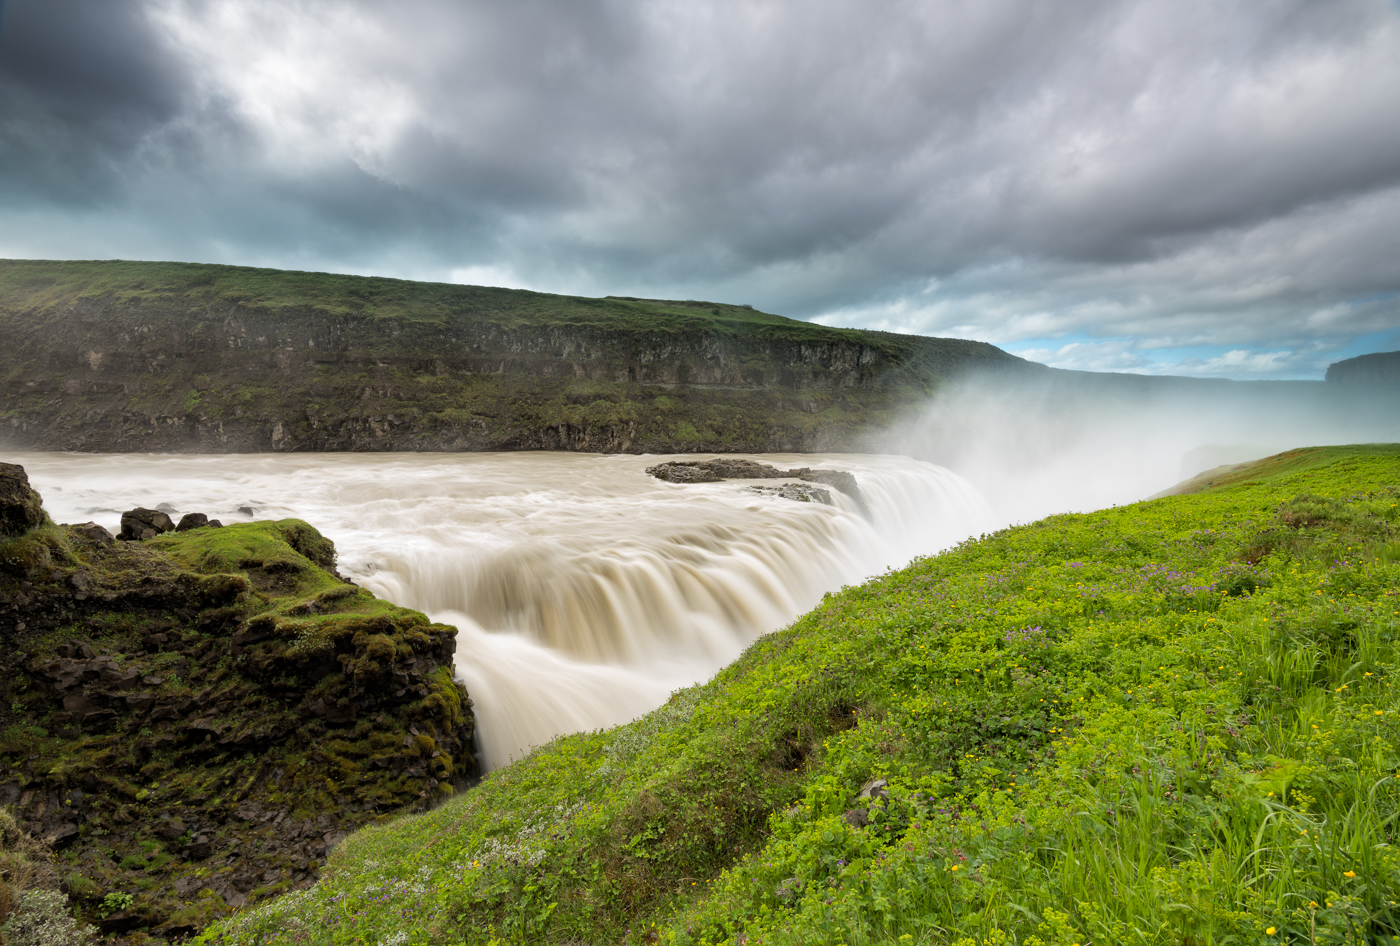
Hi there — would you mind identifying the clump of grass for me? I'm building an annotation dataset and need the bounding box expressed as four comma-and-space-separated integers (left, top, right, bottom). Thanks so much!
198, 447, 1400, 946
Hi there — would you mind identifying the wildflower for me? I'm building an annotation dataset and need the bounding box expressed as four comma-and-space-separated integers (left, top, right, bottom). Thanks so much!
1344, 870, 1357, 879
1266, 927, 1276, 936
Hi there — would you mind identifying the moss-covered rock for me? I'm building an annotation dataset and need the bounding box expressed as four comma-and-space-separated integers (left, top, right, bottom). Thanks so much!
0, 464, 44, 539
0, 467, 477, 942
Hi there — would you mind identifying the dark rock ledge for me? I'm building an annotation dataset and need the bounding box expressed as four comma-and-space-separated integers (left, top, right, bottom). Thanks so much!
0, 462, 478, 942
645, 458, 871, 517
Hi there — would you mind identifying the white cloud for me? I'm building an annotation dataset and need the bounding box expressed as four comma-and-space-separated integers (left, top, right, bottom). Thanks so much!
446, 265, 530, 291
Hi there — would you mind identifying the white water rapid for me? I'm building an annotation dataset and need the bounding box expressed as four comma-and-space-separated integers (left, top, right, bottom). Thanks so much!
14, 452, 992, 767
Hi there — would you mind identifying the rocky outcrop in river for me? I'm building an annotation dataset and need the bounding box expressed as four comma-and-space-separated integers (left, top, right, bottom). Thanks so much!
0, 463, 477, 941
646, 458, 871, 516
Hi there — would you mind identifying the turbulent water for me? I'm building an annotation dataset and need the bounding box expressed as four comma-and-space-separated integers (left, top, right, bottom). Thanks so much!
15, 452, 991, 767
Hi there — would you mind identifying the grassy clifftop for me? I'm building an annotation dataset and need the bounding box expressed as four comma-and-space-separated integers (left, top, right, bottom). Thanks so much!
0, 259, 870, 341
199, 443, 1400, 946
0, 259, 1034, 454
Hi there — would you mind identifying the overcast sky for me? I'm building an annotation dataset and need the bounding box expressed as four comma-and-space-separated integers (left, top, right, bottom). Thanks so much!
2, 0, 1398, 378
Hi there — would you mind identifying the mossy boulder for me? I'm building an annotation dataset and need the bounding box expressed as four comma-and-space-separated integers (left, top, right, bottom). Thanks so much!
0, 466, 478, 942
0, 463, 44, 538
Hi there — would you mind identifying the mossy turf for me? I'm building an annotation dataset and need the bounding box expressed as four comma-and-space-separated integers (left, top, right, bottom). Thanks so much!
1, 512, 475, 939
1161, 445, 1400, 498
197, 444, 1400, 946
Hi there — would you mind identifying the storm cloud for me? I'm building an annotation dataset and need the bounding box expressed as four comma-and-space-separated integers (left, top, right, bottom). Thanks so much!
2, 0, 1398, 377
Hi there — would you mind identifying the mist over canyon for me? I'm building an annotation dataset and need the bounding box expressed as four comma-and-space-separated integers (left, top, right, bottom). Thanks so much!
3, 259, 1395, 476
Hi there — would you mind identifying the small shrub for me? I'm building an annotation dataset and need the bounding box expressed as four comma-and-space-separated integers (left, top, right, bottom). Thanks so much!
1214, 563, 1269, 596
0, 889, 95, 946
0, 807, 58, 904
98, 891, 134, 917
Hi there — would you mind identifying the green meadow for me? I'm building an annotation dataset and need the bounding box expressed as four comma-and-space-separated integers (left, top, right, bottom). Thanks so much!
199, 445, 1400, 946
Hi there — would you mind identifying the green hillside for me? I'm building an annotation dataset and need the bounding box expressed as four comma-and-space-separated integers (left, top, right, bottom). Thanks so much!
0, 259, 866, 342
198, 444, 1400, 946
0, 259, 1032, 455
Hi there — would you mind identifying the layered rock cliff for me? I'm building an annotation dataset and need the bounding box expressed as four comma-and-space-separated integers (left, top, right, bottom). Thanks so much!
0, 259, 1038, 454
1325, 350, 1400, 386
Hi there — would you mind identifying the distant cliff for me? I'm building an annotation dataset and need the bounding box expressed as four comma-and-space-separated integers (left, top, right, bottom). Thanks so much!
0, 259, 1038, 454
1326, 350, 1400, 386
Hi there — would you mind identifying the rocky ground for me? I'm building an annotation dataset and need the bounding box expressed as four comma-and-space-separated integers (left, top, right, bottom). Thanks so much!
0, 462, 478, 942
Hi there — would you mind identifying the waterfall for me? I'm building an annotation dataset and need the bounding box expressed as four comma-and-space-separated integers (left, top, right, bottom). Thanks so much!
17, 451, 992, 766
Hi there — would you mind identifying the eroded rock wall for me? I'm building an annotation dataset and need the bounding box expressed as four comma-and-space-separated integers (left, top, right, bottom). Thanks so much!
0, 262, 1036, 453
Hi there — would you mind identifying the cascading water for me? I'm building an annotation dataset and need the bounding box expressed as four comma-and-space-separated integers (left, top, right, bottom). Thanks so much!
15, 452, 992, 767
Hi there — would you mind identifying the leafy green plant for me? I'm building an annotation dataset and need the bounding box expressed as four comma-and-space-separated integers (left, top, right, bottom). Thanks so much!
98, 891, 134, 917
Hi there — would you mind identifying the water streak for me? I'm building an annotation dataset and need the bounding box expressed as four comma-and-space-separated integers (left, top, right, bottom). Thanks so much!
14, 452, 991, 766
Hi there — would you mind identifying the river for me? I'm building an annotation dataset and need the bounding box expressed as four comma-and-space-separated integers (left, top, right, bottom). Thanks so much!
13, 452, 992, 767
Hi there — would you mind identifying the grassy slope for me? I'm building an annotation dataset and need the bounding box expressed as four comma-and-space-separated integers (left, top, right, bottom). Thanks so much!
1159, 445, 1400, 498
201, 448, 1400, 946
0, 259, 861, 341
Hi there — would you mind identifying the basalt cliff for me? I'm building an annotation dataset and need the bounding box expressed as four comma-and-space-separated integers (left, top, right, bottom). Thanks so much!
0, 259, 1038, 454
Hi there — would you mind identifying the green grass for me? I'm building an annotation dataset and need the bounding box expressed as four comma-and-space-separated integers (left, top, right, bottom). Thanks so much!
195, 445, 1400, 945
1162, 445, 1400, 497
188, 444, 1397, 944
0, 258, 883, 348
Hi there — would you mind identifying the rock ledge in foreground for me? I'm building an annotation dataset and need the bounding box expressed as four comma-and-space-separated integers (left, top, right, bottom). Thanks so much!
0, 464, 478, 942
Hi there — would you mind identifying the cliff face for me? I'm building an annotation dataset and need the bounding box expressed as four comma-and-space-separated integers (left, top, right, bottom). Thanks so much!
1326, 350, 1400, 386
0, 260, 1037, 454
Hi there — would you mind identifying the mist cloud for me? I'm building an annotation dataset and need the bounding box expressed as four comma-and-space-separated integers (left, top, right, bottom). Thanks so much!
873, 370, 1400, 526
1, 0, 1397, 378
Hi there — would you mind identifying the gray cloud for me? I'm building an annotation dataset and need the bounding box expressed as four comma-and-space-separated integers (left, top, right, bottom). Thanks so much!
0, 0, 193, 204
1, 0, 1397, 377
